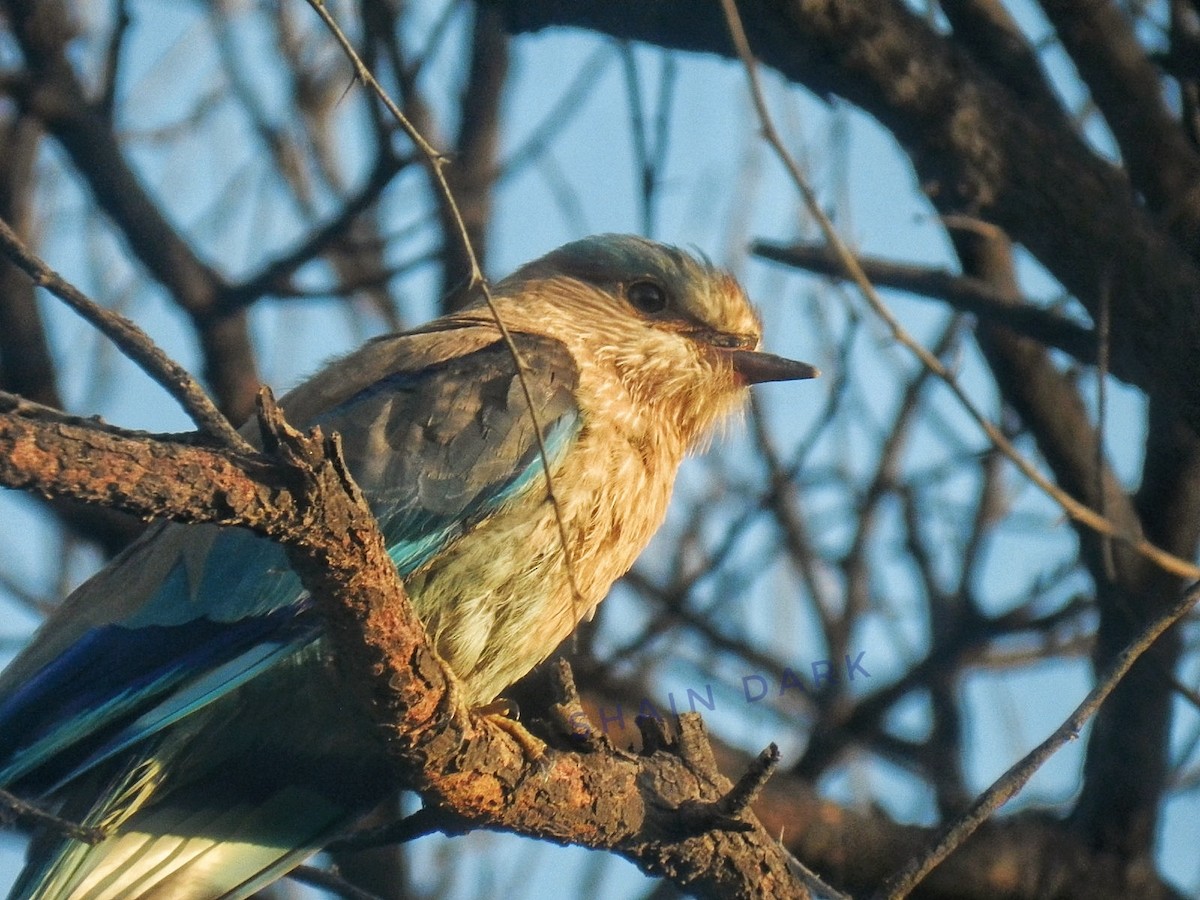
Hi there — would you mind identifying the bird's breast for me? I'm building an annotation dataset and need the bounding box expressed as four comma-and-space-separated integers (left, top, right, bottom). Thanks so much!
403, 400, 681, 707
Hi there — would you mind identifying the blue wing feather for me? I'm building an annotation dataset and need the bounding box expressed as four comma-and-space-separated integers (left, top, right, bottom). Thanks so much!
0, 332, 580, 802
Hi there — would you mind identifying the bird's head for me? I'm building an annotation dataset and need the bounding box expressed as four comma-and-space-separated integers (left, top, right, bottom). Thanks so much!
490, 234, 818, 448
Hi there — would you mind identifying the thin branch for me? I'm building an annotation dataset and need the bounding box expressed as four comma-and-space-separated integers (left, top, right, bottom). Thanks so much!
0, 787, 103, 844
620, 43, 656, 236
752, 240, 1098, 370
217, 151, 412, 312
0, 216, 251, 452
287, 866, 384, 900
326, 807, 470, 852
678, 743, 780, 831
2, 0, 261, 420
498, 44, 612, 183
875, 579, 1200, 898
437, 3, 508, 301
1096, 270, 1114, 580
266, 247, 440, 300
719, 0, 1200, 582
98, 0, 131, 118
0, 400, 812, 897
303, 0, 588, 627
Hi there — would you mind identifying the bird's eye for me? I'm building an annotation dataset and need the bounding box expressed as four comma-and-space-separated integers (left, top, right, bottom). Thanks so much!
627, 280, 669, 315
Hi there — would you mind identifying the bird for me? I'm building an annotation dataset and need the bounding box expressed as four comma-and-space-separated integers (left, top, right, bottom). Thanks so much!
0, 234, 818, 899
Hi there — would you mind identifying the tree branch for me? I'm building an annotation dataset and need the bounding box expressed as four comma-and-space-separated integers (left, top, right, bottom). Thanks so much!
1037, 0, 1200, 253
0, 397, 812, 899
2, 0, 261, 421
487, 0, 1200, 433
753, 239, 1100, 373
0, 216, 249, 452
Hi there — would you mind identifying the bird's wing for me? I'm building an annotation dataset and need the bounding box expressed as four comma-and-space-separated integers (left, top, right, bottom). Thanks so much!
0, 328, 581, 791
319, 329, 582, 575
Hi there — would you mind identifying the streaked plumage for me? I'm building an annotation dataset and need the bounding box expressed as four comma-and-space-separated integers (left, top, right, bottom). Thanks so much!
0, 234, 817, 899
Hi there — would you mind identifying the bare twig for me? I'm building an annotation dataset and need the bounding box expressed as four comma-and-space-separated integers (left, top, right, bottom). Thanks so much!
303, 0, 586, 621
0, 216, 251, 452
718, 0, 1200, 582
1096, 270, 1114, 580
874, 579, 1200, 898
677, 743, 780, 832
326, 806, 470, 852
752, 240, 1097, 368
0, 788, 104, 844
287, 865, 385, 900
218, 151, 413, 312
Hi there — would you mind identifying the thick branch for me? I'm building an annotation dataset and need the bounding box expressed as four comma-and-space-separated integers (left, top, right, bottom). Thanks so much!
937, 0, 1073, 131
956, 230, 1198, 868
2, 0, 260, 420
0, 113, 138, 553
488, 0, 1200, 432
0, 399, 810, 899
753, 240, 1099, 372
1037, 0, 1200, 252
439, 4, 509, 308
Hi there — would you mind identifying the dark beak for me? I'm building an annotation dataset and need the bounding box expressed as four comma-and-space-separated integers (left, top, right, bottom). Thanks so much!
728, 349, 820, 384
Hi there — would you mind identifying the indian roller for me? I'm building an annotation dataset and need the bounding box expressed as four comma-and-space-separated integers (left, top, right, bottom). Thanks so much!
0, 234, 818, 899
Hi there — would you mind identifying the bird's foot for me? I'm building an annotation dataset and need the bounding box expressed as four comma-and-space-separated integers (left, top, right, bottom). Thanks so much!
476, 700, 550, 773
475, 698, 519, 719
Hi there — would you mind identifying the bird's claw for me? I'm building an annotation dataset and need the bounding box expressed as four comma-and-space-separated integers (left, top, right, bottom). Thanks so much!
477, 704, 551, 774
